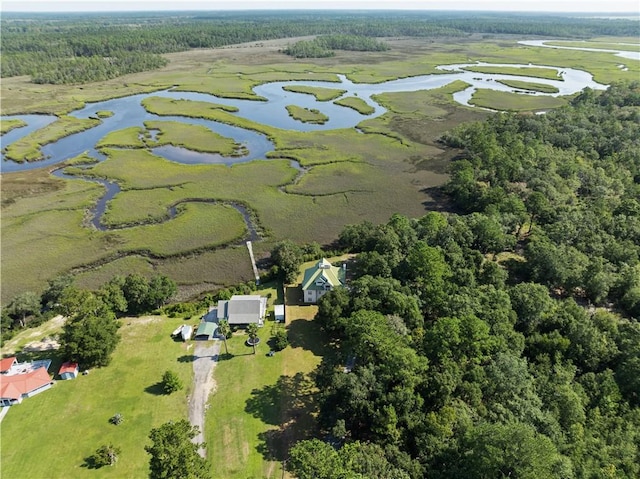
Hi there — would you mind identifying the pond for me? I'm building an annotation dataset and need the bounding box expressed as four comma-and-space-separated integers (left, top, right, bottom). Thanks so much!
1, 59, 607, 173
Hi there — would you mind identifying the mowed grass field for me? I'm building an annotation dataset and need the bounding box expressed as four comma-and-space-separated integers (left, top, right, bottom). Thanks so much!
0, 315, 194, 479
2, 35, 635, 302
1, 275, 329, 479
206, 275, 329, 479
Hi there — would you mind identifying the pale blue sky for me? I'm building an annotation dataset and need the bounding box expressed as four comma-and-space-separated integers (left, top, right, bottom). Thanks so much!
2, 0, 639, 13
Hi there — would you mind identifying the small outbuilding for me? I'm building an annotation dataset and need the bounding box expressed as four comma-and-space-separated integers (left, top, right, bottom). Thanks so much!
274, 305, 285, 323
58, 362, 79, 380
181, 325, 193, 342
194, 322, 217, 340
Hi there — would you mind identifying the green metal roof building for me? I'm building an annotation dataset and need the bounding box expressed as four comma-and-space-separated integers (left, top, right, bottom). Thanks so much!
301, 258, 346, 303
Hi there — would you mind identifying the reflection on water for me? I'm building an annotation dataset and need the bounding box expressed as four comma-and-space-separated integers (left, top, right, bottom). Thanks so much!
1, 57, 609, 173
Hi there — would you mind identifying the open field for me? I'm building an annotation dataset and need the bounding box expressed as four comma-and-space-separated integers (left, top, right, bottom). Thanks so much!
2, 34, 633, 302
0, 315, 194, 479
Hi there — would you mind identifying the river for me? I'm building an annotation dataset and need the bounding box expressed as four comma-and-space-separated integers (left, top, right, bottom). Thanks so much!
1, 59, 609, 173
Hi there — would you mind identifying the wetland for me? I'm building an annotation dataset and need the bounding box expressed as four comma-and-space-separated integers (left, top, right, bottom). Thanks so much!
1, 34, 637, 301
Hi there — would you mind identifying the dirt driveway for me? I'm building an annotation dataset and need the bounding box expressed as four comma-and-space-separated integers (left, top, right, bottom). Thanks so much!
188, 340, 221, 457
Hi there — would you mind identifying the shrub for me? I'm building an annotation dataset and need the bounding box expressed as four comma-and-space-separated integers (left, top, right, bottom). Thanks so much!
109, 413, 124, 425
273, 329, 289, 351
162, 370, 183, 394
90, 444, 121, 467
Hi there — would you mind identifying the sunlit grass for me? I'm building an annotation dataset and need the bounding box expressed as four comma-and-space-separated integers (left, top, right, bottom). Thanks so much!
282, 85, 346, 101
285, 105, 329, 124
333, 96, 375, 115
145, 120, 244, 156
1, 118, 27, 134
469, 88, 568, 111
0, 315, 194, 479
495, 79, 559, 93
462, 65, 561, 80
3, 116, 101, 162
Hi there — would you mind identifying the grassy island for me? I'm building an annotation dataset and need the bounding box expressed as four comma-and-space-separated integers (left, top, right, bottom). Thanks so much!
285, 105, 329, 124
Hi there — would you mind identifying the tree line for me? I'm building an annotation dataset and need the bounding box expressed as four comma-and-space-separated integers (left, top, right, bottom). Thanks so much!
2, 273, 176, 365
283, 34, 389, 58
285, 82, 640, 478
2, 11, 637, 84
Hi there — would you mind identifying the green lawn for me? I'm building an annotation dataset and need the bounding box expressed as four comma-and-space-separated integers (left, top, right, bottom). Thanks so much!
0, 315, 195, 479
1, 279, 330, 479
206, 289, 327, 479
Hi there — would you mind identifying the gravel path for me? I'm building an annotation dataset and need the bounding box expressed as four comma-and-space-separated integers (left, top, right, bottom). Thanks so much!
188, 341, 221, 457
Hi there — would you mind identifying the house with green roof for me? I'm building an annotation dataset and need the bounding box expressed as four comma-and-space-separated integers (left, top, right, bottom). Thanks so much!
301, 258, 346, 303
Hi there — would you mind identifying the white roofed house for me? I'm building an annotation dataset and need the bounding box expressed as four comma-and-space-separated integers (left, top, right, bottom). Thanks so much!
217, 295, 267, 326
301, 258, 346, 304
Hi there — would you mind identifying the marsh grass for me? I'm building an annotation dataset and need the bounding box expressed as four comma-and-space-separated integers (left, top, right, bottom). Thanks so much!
469, 88, 568, 111
333, 96, 375, 115
115, 202, 247, 256
1, 118, 27, 134
144, 120, 242, 155
74, 255, 156, 291
95, 110, 114, 118
495, 79, 560, 93
462, 65, 561, 80
97, 126, 146, 148
545, 40, 640, 52
3, 36, 628, 303
3, 116, 101, 162
282, 85, 346, 101
142, 96, 239, 116
285, 105, 329, 124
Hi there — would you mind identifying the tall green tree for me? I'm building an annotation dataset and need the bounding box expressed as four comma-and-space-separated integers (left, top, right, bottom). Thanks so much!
218, 319, 231, 355
145, 420, 208, 479
7, 291, 40, 328
41, 274, 74, 309
271, 240, 303, 284
59, 291, 120, 367
247, 323, 259, 355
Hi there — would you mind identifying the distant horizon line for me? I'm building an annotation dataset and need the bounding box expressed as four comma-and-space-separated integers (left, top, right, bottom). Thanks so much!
2, 8, 639, 14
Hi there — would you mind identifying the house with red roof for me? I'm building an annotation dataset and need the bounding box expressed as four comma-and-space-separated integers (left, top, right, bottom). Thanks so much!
58, 362, 79, 380
0, 357, 18, 374
0, 367, 53, 406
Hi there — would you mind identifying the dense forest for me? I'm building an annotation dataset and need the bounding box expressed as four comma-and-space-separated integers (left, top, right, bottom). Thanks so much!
1, 11, 638, 84
283, 34, 389, 58
286, 82, 640, 478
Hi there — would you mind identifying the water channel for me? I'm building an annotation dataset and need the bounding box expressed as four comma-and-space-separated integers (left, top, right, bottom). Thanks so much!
2, 43, 630, 231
